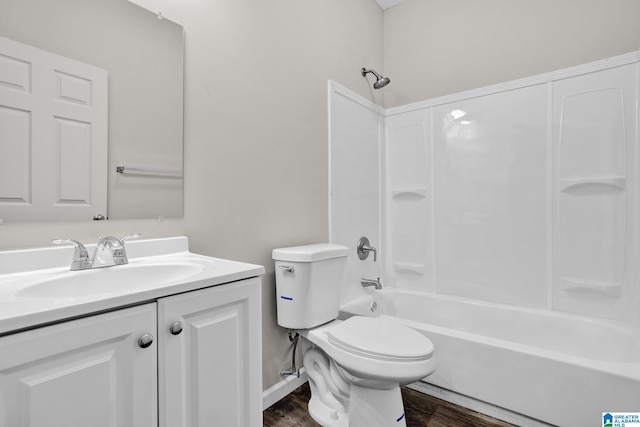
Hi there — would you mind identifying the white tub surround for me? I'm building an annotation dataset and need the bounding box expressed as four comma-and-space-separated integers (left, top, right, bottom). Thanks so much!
329, 50, 640, 427
340, 289, 640, 427
0, 236, 264, 427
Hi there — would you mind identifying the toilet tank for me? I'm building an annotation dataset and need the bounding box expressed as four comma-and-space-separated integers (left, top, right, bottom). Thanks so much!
272, 244, 348, 329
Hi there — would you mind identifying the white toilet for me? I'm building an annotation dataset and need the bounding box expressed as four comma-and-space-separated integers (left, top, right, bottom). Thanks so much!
273, 244, 435, 427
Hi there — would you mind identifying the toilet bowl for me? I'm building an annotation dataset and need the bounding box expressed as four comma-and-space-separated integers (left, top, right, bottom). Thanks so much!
273, 244, 436, 427
300, 317, 435, 426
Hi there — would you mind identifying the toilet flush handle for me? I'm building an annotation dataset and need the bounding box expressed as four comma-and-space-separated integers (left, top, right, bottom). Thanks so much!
279, 265, 294, 273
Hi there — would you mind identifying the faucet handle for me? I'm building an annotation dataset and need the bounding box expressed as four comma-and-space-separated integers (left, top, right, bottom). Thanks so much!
357, 236, 377, 262
114, 234, 140, 264
92, 234, 140, 268
95, 233, 140, 247
51, 239, 91, 270
111, 233, 140, 263
52, 238, 89, 259
121, 233, 141, 242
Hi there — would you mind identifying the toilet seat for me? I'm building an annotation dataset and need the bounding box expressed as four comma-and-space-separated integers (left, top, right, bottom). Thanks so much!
326, 316, 433, 362
303, 317, 436, 388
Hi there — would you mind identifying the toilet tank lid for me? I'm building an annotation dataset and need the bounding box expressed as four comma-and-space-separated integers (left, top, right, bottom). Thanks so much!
272, 244, 348, 262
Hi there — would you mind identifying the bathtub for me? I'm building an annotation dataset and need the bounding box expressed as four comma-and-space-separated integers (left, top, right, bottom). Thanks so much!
339, 288, 640, 427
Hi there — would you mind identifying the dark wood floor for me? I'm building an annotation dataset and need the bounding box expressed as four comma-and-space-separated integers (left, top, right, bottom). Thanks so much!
263, 382, 515, 427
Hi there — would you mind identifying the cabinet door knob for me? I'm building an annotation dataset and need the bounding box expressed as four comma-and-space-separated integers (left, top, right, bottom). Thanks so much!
138, 333, 154, 348
169, 321, 184, 335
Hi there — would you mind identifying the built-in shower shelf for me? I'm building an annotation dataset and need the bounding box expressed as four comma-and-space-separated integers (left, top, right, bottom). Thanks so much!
562, 277, 622, 298
393, 262, 426, 275
391, 188, 428, 199
558, 176, 626, 193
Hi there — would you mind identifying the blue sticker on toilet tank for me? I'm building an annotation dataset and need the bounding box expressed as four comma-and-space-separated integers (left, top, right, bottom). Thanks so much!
397, 413, 405, 422
280, 295, 293, 301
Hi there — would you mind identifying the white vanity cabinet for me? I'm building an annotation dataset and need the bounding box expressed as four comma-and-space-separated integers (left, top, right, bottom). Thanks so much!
0, 237, 264, 427
0, 304, 158, 427
0, 278, 262, 427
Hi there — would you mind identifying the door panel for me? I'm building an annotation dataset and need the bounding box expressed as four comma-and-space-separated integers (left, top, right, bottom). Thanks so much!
0, 35, 107, 222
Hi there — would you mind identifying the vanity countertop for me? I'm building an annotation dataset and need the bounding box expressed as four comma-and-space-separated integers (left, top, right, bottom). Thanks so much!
0, 236, 264, 335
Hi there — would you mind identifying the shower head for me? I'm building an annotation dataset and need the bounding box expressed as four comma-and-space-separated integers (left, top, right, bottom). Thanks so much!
361, 67, 391, 89
373, 75, 391, 89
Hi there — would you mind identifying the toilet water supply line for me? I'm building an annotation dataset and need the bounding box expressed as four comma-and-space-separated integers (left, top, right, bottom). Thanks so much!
281, 330, 300, 377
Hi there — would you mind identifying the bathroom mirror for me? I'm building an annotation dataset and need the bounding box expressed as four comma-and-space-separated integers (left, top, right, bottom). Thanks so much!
0, 0, 184, 221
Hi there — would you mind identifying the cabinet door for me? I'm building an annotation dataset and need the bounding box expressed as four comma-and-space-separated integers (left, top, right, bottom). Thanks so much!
0, 304, 157, 427
158, 277, 262, 427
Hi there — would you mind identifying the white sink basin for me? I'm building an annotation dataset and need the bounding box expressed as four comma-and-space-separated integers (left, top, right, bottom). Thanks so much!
15, 262, 205, 300
0, 237, 265, 335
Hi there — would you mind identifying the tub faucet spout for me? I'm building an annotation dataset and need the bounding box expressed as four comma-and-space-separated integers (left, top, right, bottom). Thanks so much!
361, 277, 382, 290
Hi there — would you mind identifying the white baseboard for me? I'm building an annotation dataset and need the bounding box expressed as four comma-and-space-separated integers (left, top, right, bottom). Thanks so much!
262, 368, 309, 410
407, 381, 554, 427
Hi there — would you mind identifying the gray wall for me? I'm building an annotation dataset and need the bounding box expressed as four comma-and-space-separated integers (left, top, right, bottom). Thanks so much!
384, 0, 640, 107
130, 0, 385, 391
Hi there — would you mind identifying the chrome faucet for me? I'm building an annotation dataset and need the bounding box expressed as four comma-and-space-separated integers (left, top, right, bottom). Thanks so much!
52, 233, 140, 270
361, 277, 382, 290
